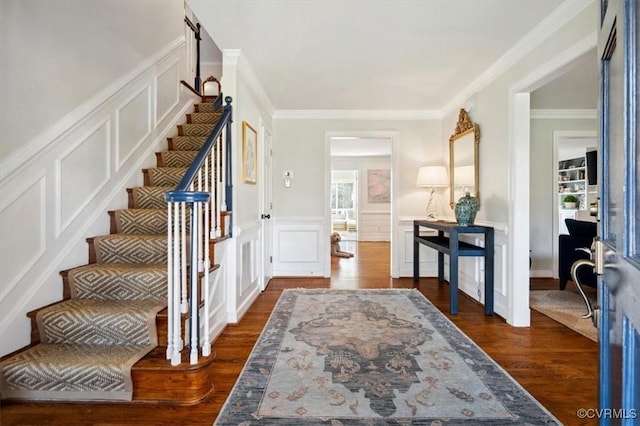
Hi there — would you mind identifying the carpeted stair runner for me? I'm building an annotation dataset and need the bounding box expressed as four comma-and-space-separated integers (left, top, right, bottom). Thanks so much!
0, 102, 221, 402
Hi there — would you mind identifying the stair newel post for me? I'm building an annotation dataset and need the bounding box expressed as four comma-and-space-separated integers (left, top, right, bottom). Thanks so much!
224, 97, 233, 237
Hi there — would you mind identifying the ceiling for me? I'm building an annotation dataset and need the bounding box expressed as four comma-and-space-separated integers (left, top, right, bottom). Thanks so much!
187, 0, 595, 113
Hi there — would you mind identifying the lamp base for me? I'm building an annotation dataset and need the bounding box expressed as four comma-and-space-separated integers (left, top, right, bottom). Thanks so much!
425, 212, 439, 221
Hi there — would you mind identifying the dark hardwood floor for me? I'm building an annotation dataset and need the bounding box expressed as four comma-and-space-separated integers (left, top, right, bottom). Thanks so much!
1, 241, 598, 425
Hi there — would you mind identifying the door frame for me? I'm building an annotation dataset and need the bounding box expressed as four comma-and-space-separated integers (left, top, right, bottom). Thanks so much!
508, 33, 597, 326
258, 119, 273, 291
324, 131, 399, 277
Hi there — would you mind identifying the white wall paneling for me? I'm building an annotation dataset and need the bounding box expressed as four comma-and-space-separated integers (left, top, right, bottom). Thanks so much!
230, 223, 261, 323
0, 174, 46, 301
397, 220, 438, 278
116, 86, 152, 170
57, 119, 111, 236
359, 211, 391, 241
0, 39, 197, 356
207, 238, 230, 342
156, 60, 180, 125
272, 217, 325, 277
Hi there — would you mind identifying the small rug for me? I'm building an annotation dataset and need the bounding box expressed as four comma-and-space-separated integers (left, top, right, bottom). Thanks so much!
530, 289, 598, 342
215, 289, 559, 425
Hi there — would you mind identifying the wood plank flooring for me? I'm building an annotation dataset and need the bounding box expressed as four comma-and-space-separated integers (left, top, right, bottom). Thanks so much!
0, 241, 598, 425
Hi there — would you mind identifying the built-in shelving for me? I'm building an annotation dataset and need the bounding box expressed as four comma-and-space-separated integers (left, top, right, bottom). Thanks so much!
558, 157, 587, 210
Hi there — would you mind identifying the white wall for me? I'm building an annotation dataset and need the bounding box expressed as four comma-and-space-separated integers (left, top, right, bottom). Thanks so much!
1, 0, 184, 162
271, 118, 444, 276
529, 117, 597, 277
216, 49, 274, 320
0, 1, 191, 356
439, 2, 598, 325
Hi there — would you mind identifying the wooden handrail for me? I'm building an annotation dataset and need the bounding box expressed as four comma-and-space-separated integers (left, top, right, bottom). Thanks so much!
180, 80, 203, 99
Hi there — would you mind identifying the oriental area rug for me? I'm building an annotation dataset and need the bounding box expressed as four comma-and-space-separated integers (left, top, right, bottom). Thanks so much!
214, 289, 559, 425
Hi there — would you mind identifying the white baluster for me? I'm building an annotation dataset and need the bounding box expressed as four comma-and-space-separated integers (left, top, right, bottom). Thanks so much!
166, 203, 174, 361
171, 202, 182, 366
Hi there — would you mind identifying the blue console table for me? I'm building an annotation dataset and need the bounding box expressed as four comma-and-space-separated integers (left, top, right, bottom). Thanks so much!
413, 220, 494, 315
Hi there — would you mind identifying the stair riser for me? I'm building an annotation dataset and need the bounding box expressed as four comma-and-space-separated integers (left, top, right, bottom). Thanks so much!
37, 301, 163, 346
168, 136, 207, 151
128, 187, 173, 209
178, 124, 215, 137
186, 112, 222, 124
109, 210, 173, 235
156, 151, 199, 167
88, 236, 168, 265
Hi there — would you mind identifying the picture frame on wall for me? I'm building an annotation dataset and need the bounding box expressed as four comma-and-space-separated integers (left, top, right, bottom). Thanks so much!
242, 121, 257, 184
367, 169, 391, 203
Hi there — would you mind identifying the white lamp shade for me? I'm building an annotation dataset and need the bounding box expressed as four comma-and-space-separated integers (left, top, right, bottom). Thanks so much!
416, 166, 448, 187
454, 165, 474, 187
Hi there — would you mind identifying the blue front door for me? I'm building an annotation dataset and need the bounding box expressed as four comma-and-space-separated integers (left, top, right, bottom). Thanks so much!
597, 0, 640, 424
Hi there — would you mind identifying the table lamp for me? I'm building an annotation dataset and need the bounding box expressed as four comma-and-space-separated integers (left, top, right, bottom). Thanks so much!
416, 166, 448, 220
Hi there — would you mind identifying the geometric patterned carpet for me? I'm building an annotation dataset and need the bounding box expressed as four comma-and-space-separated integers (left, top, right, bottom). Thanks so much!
0, 102, 220, 402
215, 289, 560, 424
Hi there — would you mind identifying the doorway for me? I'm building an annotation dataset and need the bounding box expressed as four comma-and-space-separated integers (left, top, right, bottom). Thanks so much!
325, 132, 397, 277
330, 170, 358, 241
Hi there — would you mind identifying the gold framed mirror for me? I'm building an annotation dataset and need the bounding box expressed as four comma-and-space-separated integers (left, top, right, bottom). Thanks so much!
449, 109, 480, 208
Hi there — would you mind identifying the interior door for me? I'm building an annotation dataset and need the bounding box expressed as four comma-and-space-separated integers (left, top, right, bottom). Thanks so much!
597, 0, 640, 423
259, 127, 273, 291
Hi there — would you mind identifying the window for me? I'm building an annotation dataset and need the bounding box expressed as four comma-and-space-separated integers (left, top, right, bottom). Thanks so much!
331, 182, 354, 211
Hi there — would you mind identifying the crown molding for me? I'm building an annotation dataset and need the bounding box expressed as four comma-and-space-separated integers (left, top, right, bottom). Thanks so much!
441, 0, 595, 116
530, 109, 597, 119
273, 109, 441, 120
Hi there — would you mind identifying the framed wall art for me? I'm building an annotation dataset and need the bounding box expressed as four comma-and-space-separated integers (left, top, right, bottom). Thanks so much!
367, 169, 391, 203
242, 121, 257, 184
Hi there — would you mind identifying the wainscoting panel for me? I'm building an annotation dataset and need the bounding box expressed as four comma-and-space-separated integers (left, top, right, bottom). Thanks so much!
156, 60, 180, 125
231, 223, 261, 323
273, 217, 325, 276
397, 224, 438, 277
207, 238, 230, 342
57, 119, 111, 235
0, 174, 46, 301
116, 86, 152, 170
359, 210, 390, 241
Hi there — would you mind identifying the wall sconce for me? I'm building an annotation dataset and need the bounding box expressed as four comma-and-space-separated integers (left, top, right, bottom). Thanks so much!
416, 166, 448, 220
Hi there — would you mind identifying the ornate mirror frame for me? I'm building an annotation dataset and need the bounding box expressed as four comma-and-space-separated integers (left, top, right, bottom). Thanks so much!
449, 109, 480, 208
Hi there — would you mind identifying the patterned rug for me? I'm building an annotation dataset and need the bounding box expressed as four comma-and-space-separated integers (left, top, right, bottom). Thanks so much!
530, 289, 597, 342
215, 289, 559, 425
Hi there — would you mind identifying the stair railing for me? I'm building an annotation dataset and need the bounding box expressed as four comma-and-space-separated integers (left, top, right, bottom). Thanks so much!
184, 16, 202, 93
164, 96, 233, 366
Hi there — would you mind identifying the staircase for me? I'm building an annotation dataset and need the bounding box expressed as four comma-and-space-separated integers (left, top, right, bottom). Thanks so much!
0, 99, 229, 404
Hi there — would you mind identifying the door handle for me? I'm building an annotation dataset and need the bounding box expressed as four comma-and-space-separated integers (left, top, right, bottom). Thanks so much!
570, 237, 608, 329
570, 258, 597, 322
261, 214, 271, 219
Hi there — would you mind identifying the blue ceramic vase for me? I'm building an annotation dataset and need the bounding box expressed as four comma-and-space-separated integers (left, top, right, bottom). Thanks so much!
455, 192, 478, 226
